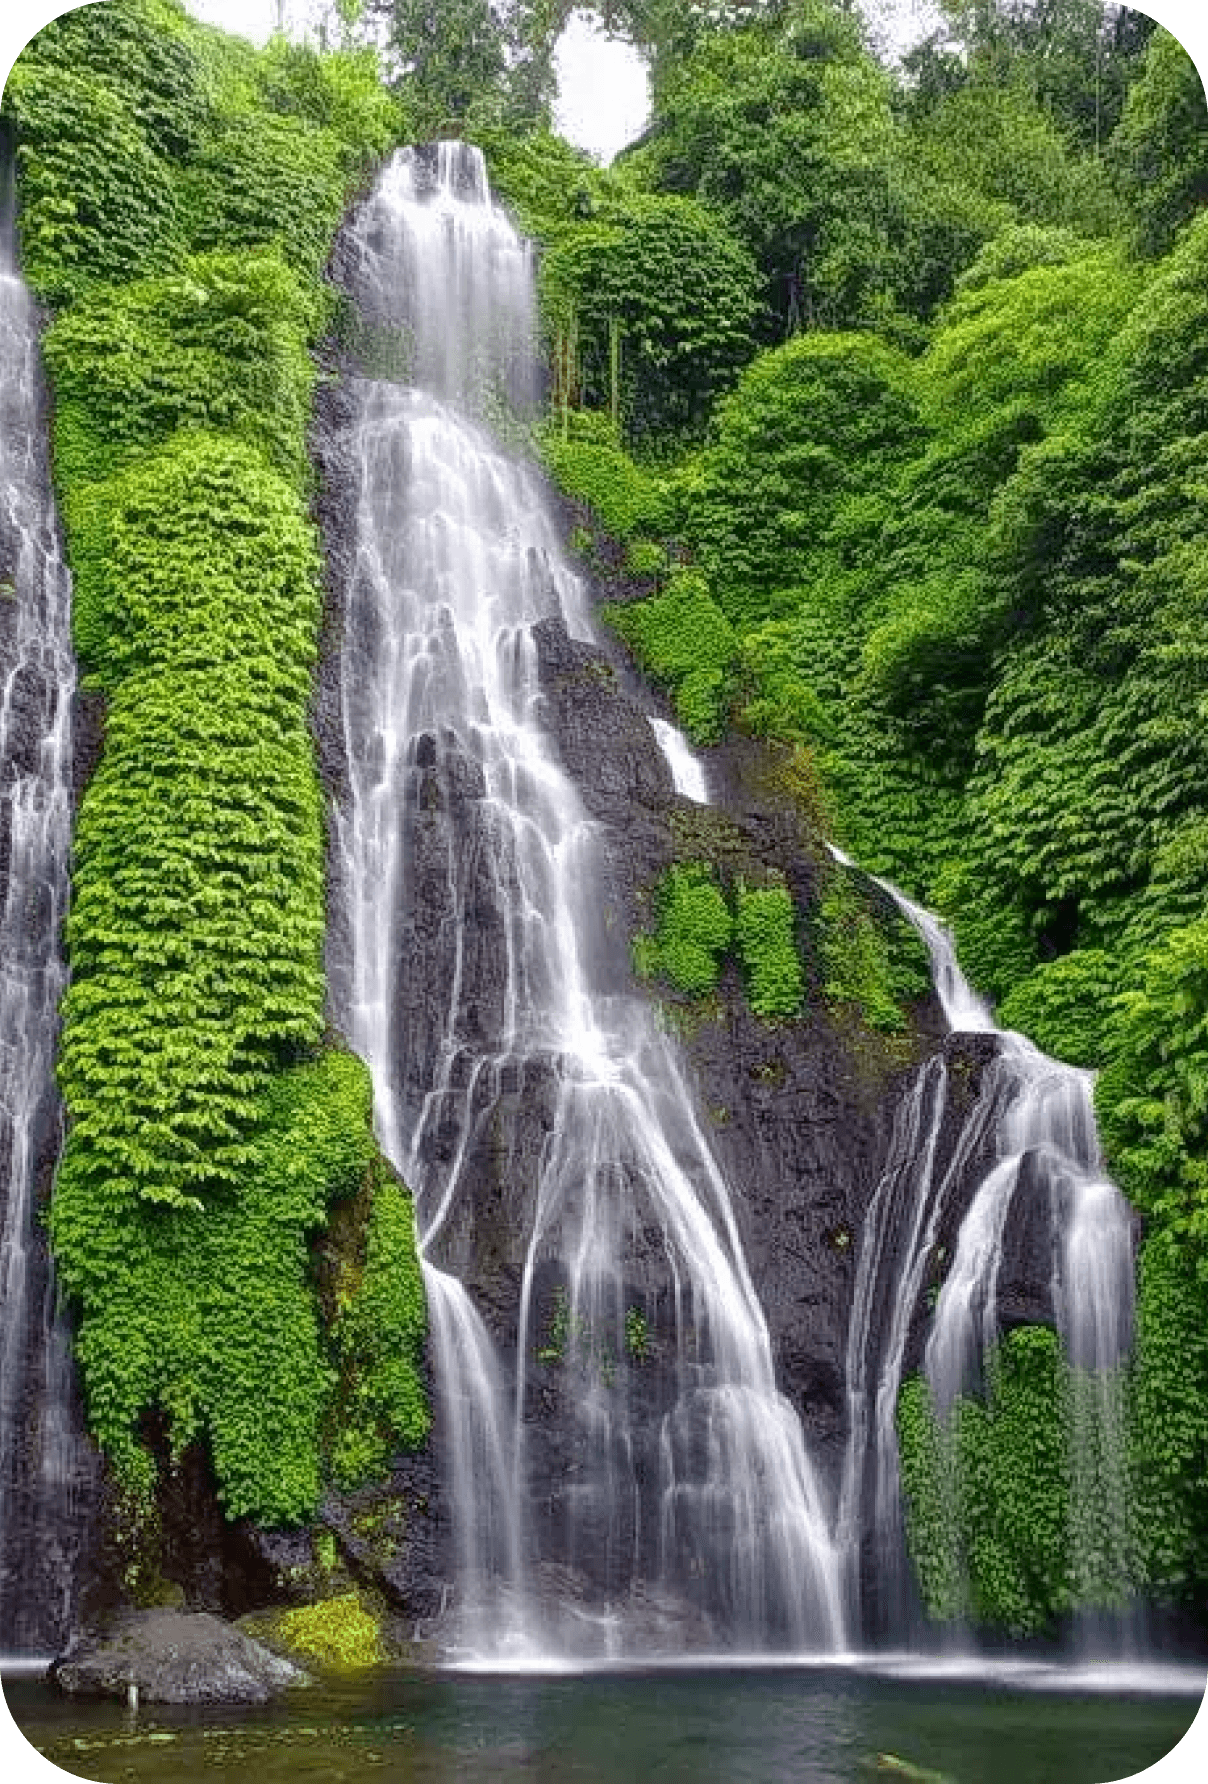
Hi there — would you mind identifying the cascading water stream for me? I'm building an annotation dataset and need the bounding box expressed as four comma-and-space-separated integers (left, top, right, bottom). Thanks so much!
330, 144, 843, 1661
833, 844, 1136, 1642
0, 142, 84, 1657
648, 718, 709, 804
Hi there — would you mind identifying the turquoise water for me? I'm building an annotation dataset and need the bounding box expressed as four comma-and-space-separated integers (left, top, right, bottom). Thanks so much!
5, 1660, 1204, 1784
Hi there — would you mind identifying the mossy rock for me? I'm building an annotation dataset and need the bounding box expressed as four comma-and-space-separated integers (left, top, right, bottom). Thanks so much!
241, 1590, 385, 1673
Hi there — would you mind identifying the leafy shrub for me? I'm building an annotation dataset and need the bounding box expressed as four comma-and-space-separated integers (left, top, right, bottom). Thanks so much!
633, 864, 732, 997
1127, 1234, 1208, 1601
897, 1376, 966, 1622
540, 418, 672, 541
677, 332, 924, 629
482, 128, 609, 246
183, 110, 354, 279
4, 65, 183, 306
45, 253, 320, 490
1097, 919, 1208, 1246
1111, 28, 1208, 256
817, 872, 907, 1033
997, 950, 1120, 1069
733, 881, 803, 1020
605, 570, 737, 744
256, 37, 399, 154
8, 0, 211, 161
270, 1591, 385, 1670
624, 538, 669, 580
58, 436, 326, 1215
906, 75, 1120, 241
540, 191, 761, 443
953, 224, 1090, 293
52, 1053, 379, 1521
898, 1327, 1074, 1637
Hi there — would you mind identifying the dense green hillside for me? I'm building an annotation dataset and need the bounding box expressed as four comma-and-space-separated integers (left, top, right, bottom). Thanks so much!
6, 0, 1208, 1634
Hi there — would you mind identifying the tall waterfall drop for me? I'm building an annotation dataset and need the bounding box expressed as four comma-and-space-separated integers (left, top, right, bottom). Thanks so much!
329, 144, 844, 1659
0, 145, 85, 1656
834, 848, 1136, 1642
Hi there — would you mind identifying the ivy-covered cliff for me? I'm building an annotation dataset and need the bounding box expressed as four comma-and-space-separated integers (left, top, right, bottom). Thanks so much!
3, 0, 428, 1587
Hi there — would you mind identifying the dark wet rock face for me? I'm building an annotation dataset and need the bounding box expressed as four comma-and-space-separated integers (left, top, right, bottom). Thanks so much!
53, 1610, 309, 1704
318, 1449, 450, 1630
532, 613, 926, 1492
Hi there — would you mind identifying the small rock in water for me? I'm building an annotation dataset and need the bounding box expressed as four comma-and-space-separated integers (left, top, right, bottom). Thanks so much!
53, 1608, 312, 1705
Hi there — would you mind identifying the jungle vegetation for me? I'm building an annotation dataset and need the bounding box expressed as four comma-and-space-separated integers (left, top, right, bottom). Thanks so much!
5, 0, 1208, 1634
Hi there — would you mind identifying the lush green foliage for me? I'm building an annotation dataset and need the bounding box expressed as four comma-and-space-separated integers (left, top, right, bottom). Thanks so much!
52, 1053, 379, 1520
540, 191, 761, 443
10, 0, 426, 1522
540, 413, 672, 541
634, 860, 810, 1023
903, 73, 1119, 242
896, 1375, 966, 1622
625, 3, 921, 332
899, 1328, 1074, 1636
2, 2, 397, 308
1097, 921, 1208, 1250
915, 2, 1157, 158
996, 950, 1119, 1068
605, 571, 737, 744
1126, 1234, 1208, 1600
816, 870, 926, 1034
43, 253, 321, 489
266, 1590, 386, 1670
633, 863, 733, 996
676, 331, 924, 629
733, 881, 804, 1020
1111, 27, 1208, 255
57, 438, 326, 1216
3, 58, 185, 307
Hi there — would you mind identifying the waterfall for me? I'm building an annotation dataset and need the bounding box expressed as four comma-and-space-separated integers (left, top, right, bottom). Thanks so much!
329, 144, 844, 1660
0, 144, 85, 1657
648, 718, 709, 804
833, 846, 1135, 1641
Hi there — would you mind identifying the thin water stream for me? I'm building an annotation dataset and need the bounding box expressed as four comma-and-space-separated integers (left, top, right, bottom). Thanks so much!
648, 718, 709, 804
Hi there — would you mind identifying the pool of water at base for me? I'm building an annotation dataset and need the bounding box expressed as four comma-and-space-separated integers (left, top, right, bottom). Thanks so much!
5, 1661, 1205, 1784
